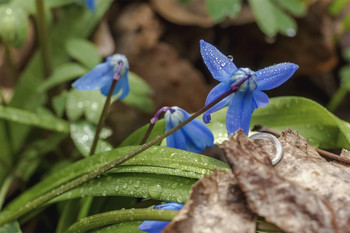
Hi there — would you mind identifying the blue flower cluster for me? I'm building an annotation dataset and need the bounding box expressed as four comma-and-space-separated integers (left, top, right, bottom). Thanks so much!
72, 40, 299, 233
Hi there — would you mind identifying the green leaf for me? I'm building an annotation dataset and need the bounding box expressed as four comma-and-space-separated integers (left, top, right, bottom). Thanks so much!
206, 0, 241, 22
342, 13, 350, 32
70, 122, 112, 157
65, 38, 101, 69
1, 146, 228, 216
38, 63, 87, 92
248, 0, 278, 37
252, 97, 350, 149
272, 4, 297, 37
0, 121, 12, 184
340, 66, 350, 90
10, 0, 77, 15
95, 222, 142, 233
342, 48, 350, 62
15, 133, 67, 182
66, 209, 177, 233
123, 72, 154, 113
0, 221, 21, 233
0, 6, 28, 47
274, 0, 306, 17
328, 0, 349, 15
52, 173, 195, 203
207, 97, 350, 149
65, 89, 106, 124
0, 105, 69, 133
52, 91, 68, 117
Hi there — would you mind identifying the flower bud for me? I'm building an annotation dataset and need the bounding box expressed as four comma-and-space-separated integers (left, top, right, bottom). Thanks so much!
0, 6, 28, 47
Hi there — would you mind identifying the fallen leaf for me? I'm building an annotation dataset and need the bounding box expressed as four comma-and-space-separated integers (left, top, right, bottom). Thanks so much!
163, 169, 256, 233
221, 130, 339, 233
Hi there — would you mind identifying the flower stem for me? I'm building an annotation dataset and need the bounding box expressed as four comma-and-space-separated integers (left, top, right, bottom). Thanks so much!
0, 86, 238, 226
89, 81, 117, 155
35, 0, 52, 77
140, 106, 174, 144
89, 61, 124, 155
140, 123, 155, 145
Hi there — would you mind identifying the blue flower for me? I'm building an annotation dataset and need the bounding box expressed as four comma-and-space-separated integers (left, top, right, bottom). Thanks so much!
72, 54, 130, 99
139, 202, 184, 233
85, 0, 95, 11
200, 40, 299, 135
164, 106, 214, 153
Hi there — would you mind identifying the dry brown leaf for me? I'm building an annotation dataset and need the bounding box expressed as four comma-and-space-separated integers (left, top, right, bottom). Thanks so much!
221, 130, 339, 233
150, 0, 214, 27
163, 169, 256, 233
272, 130, 350, 231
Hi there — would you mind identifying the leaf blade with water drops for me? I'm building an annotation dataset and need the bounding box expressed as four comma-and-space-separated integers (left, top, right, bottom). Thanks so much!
0, 146, 228, 220
0, 105, 69, 133
51, 173, 195, 204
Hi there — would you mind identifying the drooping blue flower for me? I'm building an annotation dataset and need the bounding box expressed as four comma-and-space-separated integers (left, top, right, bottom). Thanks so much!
200, 40, 299, 135
85, 0, 95, 11
72, 54, 130, 99
164, 106, 214, 153
139, 202, 184, 233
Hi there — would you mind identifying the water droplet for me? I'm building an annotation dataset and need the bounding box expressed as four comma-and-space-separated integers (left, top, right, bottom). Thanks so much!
134, 180, 141, 188
148, 184, 162, 199
122, 183, 128, 189
220, 62, 226, 67
115, 185, 119, 192
102, 191, 106, 196
285, 28, 296, 37
227, 55, 233, 61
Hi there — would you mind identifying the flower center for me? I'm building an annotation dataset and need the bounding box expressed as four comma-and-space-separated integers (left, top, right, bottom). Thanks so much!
230, 68, 257, 92
164, 107, 184, 125
108, 54, 129, 73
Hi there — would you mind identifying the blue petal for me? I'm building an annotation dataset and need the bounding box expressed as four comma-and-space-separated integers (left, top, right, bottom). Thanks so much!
166, 118, 187, 151
226, 91, 255, 135
202, 81, 234, 123
182, 118, 214, 153
117, 71, 130, 100
85, 0, 95, 11
256, 62, 298, 91
155, 202, 184, 210
138, 221, 169, 233
252, 90, 269, 108
72, 62, 112, 91
200, 40, 237, 82
100, 71, 129, 97
139, 203, 183, 233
